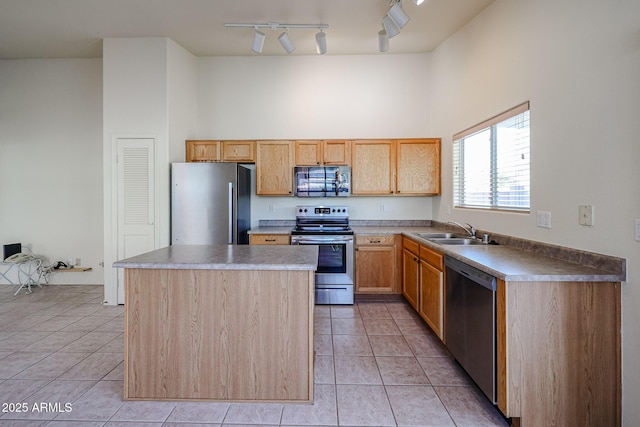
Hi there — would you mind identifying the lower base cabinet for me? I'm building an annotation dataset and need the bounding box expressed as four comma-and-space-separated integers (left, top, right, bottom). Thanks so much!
355, 235, 400, 293
418, 245, 444, 340
402, 237, 444, 339
402, 238, 420, 309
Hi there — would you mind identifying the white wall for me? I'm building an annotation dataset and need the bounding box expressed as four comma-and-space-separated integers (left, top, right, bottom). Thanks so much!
196, 54, 435, 224
102, 38, 197, 304
0, 59, 103, 285
429, 0, 640, 423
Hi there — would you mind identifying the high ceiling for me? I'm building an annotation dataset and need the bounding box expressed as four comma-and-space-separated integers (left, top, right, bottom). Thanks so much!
0, 0, 494, 59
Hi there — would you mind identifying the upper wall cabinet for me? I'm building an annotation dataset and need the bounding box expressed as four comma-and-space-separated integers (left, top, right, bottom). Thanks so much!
351, 140, 396, 195
186, 140, 219, 162
256, 140, 294, 195
294, 140, 350, 166
396, 139, 441, 195
351, 139, 441, 196
222, 140, 255, 162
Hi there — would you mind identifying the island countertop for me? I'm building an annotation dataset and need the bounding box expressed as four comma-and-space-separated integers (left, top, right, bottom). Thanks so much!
113, 244, 318, 271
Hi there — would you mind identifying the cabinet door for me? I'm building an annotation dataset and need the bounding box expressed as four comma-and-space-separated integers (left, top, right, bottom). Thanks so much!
418, 260, 443, 339
402, 247, 419, 309
294, 140, 322, 165
351, 140, 396, 195
396, 139, 441, 195
323, 140, 350, 165
355, 245, 395, 293
186, 140, 219, 162
256, 141, 294, 195
222, 140, 255, 162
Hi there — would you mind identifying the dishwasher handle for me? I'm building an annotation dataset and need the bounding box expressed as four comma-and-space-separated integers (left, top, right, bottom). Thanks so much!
444, 255, 496, 291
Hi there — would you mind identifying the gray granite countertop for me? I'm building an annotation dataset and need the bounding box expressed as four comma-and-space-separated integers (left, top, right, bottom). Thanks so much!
405, 232, 624, 282
247, 223, 625, 282
113, 245, 318, 271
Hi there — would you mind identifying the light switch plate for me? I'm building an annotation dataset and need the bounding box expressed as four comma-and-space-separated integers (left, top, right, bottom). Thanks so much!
635, 219, 640, 241
579, 205, 594, 226
536, 211, 552, 229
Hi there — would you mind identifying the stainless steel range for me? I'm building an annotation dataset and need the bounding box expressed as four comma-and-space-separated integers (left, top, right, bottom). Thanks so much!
291, 206, 354, 305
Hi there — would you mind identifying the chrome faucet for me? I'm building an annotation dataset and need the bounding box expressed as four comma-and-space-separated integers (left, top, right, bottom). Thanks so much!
448, 221, 476, 238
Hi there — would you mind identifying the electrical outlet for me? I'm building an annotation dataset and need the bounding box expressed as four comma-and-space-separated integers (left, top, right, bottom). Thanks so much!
579, 205, 594, 226
536, 211, 552, 229
75, 257, 81, 267
380, 204, 385, 212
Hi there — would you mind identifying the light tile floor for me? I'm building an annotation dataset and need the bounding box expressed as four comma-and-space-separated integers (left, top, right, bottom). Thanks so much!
0, 284, 510, 426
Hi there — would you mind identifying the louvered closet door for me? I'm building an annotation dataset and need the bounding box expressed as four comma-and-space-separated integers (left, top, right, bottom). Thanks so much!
116, 138, 155, 304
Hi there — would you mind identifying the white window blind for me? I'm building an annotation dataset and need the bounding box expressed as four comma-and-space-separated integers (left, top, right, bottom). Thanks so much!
453, 102, 530, 211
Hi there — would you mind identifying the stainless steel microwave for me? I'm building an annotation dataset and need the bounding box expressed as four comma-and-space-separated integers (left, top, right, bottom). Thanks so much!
294, 166, 350, 197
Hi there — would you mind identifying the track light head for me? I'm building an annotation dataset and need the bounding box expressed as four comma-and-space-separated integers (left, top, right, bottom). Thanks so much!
378, 29, 389, 52
251, 30, 265, 54
388, 1, 410, 29
315, 30, 327, 54
382, 15, 400, 38
278, 31, 295, 54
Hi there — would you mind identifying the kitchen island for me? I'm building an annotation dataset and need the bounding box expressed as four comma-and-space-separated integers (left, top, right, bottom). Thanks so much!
113, 244, 318, 403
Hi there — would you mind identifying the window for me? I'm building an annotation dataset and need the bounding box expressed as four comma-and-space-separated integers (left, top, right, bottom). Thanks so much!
453, 102, 530, 212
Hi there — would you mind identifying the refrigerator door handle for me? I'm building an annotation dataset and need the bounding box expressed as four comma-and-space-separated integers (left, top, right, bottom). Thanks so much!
228, 182, 234, 244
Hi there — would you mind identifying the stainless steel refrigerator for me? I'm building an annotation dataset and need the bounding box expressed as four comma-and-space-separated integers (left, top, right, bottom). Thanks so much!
171, 162, 251, 245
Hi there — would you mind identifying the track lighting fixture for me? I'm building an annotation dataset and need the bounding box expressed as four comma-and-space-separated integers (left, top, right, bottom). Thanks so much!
225, 22, 328, 54
315, 30, 327, 55
251, 30, 265, 54
378, 29, 389, 52
376, 0, 424, 51
278, 31, 295, 54
382, 15, 400, 38
387, 0, 410, 29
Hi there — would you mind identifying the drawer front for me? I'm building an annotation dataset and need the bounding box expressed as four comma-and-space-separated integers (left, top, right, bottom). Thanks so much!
420, 245, 444, 270
402, 237, 420, 255
356, 235, 395, 246
249, 234, 290, 245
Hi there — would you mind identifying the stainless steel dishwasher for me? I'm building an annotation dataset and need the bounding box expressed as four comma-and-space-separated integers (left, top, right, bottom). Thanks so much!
444, 255, 497, 404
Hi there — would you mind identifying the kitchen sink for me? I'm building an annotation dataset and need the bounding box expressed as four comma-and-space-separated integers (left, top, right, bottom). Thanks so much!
416, 232, 463, 239
429, 238, 483, 245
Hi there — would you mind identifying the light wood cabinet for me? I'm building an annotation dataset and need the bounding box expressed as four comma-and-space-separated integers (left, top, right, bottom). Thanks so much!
351, 139, 441, 196
294, 140, 350, 166
396, 139, 441, 195
186, 140, 219, 162
355, 234, 398, 293
222, 140, 255, 162
402, 237, 420, 309
497, 279, 621, 426
255, 140, 294, 195
249, 234, 290, 245
351, 140, 396, 195
418, 244, 444, 339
